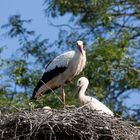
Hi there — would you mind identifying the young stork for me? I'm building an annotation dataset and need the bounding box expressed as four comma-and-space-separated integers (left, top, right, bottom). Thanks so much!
76, 77, 114, 116
31, 40, 86, 106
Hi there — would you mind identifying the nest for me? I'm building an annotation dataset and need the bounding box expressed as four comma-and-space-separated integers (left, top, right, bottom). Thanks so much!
0, 106, 140, 140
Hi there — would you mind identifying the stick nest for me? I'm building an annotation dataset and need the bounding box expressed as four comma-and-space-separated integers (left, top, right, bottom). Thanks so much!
0, 107, 140, 140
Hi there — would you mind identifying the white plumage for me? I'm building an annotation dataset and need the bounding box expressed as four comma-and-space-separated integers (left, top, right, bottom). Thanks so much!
32, 40, 86, 106
46, 51, 75, 72
77, 77, 114, 116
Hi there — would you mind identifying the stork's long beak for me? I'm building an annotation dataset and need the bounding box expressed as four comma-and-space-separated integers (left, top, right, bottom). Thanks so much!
78, 45, 84, 56
73, 85, 80, 97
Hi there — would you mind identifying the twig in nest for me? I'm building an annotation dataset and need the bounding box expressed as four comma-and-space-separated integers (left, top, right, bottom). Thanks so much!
40, 80, 64, 105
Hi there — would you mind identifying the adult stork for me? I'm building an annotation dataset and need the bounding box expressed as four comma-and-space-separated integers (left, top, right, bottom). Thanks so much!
76, 77, 114, 116
31, 40, 86, 106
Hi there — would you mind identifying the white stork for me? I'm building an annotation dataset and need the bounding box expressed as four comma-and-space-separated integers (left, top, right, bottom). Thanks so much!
76, 77, 114, 116
31, 40, 86, 106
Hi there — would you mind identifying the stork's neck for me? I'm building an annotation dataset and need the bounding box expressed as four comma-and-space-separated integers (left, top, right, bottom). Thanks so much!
79, 84, 88, 98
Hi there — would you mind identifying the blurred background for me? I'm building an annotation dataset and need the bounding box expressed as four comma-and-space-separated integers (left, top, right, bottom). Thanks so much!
0, 0, 140, 124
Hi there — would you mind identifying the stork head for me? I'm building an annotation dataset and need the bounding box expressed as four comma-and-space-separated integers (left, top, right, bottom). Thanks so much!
77, 77, 89, 91
76, 40, 84, 55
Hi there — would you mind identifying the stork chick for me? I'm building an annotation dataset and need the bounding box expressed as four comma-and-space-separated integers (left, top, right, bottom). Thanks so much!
76, 77, 114, 116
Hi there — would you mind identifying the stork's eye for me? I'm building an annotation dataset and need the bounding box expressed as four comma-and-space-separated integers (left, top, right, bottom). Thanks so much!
78, 80, 81, 84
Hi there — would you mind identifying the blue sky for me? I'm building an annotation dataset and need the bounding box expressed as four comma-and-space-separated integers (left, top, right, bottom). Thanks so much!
0, 0, 139, 108
0, 0, 70, 57
0, 0, 57, 38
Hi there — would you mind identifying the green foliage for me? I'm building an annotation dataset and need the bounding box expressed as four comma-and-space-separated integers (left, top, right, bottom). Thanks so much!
0, 0, 140, 124
83, 37, 140, 113
1, 15, 34, 38
0, 87, 30, 112
43, 0, 140, 123
45, 0, 113, 26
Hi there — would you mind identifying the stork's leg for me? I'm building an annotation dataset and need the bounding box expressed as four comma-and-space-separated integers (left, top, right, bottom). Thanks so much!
61, 85, 66, 107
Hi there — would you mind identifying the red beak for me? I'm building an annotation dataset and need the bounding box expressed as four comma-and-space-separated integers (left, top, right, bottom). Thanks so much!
78, 45, 84, 55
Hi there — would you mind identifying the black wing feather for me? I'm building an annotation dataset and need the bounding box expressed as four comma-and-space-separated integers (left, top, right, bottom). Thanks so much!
45, 60, 53, 69
31, 66, 67, 99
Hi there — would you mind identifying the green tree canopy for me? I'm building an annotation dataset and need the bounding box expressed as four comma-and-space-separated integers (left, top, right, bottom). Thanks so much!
0, 0, 140, 124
